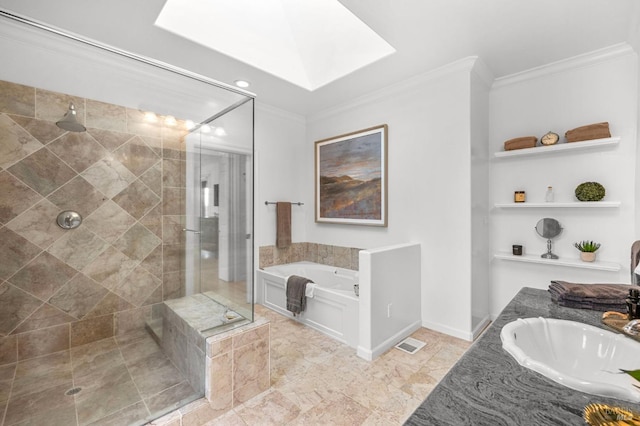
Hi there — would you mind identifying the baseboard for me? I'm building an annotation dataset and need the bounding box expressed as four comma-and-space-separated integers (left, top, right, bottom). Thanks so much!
356, 346, 373, 361
357, 320, 422, 361
421, 319, 474, 342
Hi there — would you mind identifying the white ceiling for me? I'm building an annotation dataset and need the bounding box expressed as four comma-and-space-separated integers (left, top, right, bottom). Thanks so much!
0, 0, 638, 117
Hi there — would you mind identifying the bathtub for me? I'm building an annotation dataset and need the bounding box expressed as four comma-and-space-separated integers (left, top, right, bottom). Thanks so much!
257, 262, 360, 348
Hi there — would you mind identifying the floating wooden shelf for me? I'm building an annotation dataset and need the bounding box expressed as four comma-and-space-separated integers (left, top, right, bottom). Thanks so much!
494, 201, 621, 209
494, 137, 620, 158
493, 252, 621, 272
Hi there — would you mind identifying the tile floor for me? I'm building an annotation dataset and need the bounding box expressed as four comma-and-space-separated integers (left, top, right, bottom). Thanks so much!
202, 305, 471, 425
1, 328, 199, 425
1, 303, 471, 426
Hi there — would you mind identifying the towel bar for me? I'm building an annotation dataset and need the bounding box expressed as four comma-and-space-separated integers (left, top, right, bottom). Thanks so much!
264, 201, 304, 206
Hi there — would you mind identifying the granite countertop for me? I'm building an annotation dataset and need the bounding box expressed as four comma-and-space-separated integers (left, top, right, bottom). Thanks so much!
405, 287, 640, 426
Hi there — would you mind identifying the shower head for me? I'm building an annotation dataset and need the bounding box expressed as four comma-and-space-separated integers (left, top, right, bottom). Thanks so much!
56, 102, 86, 132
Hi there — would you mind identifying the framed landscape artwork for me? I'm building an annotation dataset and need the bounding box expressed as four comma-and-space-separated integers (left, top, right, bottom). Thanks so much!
314, 124, 388, 226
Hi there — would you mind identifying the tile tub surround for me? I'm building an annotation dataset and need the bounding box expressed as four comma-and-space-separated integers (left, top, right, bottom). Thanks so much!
259, 243, 361, 270
0, 79, 191, 360
406, 287, 640, 425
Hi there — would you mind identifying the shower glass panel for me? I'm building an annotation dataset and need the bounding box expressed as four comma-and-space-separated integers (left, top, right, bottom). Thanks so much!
184, 99, 254, 335
0, 10, 254, 426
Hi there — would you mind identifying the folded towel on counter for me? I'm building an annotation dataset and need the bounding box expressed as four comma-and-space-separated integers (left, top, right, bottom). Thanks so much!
548, 281, 630, 312
286, 275, 313, 316
549, 281, 630, 302
551, 299, 627, 312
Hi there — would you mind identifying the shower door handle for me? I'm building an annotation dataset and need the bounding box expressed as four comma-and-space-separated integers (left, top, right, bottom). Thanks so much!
182, 228, 201, 234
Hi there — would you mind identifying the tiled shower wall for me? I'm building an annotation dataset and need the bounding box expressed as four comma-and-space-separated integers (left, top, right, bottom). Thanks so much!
0, 79, 188, 364
259, 243, 361, 270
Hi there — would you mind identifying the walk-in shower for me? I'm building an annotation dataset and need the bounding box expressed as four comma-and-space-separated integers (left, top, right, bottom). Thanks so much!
0, 10, 254, 426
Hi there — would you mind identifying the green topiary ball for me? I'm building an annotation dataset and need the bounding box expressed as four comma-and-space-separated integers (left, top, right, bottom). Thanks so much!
575, 182, 605, 201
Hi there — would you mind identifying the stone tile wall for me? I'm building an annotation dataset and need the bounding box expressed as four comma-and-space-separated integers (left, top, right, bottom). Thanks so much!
146, 318, 270, 426
205, 318, 270, 414
0, 79, 189, 363
259, 242, 361, 270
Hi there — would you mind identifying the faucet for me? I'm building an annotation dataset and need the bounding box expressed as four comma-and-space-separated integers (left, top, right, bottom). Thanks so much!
620, 289, 640, 336
624, 320, 640, 336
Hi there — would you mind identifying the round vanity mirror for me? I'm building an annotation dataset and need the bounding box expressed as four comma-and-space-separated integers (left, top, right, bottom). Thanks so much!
535, 218, 562, 239
535, 218, 562, 259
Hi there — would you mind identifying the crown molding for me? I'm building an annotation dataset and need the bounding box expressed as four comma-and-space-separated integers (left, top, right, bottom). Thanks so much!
493, 42, 636, 89
308, 56, 481, 123
470, 56, 495, 88
255, 101, 306, 125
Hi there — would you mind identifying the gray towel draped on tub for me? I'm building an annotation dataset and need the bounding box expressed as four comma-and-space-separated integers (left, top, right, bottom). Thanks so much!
286, 275, 313, 316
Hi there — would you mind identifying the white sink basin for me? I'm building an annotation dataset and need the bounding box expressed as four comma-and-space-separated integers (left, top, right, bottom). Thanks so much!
501, 317, 640, 403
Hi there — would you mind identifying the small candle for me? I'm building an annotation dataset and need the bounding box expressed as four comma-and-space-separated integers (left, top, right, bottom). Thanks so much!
514, 191, 526, 203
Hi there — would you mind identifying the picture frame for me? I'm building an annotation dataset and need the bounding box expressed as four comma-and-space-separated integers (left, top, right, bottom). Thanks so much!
314, 124, 388, 226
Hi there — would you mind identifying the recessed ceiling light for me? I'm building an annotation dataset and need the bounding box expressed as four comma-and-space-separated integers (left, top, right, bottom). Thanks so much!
164, 115, 177, 126
234, 80, 250, 88
144, 111, 158, 123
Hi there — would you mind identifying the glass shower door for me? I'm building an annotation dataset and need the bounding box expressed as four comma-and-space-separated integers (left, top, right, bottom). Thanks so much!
185, 100, 254, 332
198, 149, 252, 323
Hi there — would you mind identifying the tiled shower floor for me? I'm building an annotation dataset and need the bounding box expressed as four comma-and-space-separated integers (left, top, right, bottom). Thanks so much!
0, 328, 199, 426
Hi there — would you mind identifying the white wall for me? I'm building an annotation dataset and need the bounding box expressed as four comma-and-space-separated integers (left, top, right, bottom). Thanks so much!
254, 104, 307, 248
489, 45, 639, 318
358, 243, 422, 360
305, 59, 481, 339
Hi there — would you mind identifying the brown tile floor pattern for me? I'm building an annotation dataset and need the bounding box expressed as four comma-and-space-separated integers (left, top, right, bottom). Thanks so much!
202, 305, 471, 425
1, 302, 471, 426
1, 328, 199, 425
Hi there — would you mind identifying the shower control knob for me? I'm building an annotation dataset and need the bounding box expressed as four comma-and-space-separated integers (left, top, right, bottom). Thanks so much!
56, 211, 82, 230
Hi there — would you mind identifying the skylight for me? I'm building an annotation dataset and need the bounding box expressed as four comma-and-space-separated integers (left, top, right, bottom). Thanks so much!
155, 0, 396, 91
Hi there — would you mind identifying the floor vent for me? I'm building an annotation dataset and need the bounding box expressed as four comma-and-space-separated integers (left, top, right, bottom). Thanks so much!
65, 387, 82, 396
394, 337, 426, 355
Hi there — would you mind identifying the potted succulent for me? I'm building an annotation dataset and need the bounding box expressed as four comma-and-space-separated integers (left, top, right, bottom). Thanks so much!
574, 240, 601, 262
